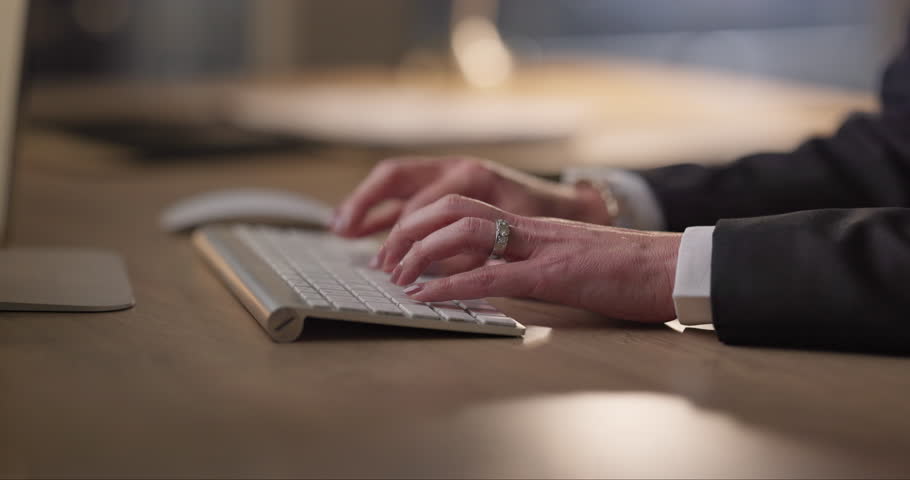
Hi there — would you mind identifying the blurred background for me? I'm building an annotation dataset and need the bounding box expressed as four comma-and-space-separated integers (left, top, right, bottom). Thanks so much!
20, 0, 910, 172
27, 0, 909, 89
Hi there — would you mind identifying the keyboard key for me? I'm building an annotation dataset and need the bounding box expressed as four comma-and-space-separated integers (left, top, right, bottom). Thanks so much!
429, 301, 458, 307
307, 275, 337, 283
473, 310, 509, 317
304, 298, 331, 308
354, 292, 389, 300
357, 268, 387, 277
466, 306, 502, 315
458, 299, 493, 309
388, 293, 417, 302
296, 290, 321, 299
364, 299, 398, 308
431, 302, 480, 323
365, 303, 403, 316
437, 308, 478, 323
399, 304, 441, 320
332, 299, 368, 311
395, 298, 431, 307
317, 285, 348, 293
323, 293, 358, 302
335, 274, 366, 282
476, 315, 517, 327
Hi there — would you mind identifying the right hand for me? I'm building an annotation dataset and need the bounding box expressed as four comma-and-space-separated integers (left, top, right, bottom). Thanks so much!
375, 194, 681, 323
331, 155, 611, 237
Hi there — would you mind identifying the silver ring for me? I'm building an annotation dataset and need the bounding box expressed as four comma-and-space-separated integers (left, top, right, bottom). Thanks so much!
490, 219, 511, 259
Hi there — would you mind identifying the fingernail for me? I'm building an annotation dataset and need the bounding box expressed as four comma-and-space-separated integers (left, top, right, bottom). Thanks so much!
403, 283, 424, 296
368, 255, 380, 269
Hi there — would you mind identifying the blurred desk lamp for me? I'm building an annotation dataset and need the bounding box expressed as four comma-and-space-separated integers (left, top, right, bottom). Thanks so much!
450, 0, 514, 89
0, 0, 134, 312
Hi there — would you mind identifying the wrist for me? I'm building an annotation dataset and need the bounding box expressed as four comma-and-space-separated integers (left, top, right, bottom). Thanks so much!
652, 234, 681, 320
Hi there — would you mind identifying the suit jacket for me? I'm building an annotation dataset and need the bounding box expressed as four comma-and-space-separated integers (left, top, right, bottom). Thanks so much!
639, 27, 910, 353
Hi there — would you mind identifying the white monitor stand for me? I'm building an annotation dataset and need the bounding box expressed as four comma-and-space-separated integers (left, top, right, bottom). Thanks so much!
0, 0, 134, 312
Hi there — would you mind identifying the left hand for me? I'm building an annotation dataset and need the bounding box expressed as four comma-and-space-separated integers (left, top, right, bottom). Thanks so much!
331, 155, 611, 238
375, 194, 682, 323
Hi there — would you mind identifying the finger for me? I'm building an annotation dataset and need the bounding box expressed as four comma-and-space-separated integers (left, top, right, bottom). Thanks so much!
333, 157, 435, 236
351, 200, 404, 238
380, 251, 486, 275
379, 194, 521, 272
425, 254, 488, 276
398, 163, 483, 219
390, 217, 532, 286
405, 261, 539, 302
371, 243, 389, 270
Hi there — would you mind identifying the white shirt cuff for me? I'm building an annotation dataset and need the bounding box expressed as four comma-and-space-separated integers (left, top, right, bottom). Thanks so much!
561, 167, 666, 230
673, 226, 715, 325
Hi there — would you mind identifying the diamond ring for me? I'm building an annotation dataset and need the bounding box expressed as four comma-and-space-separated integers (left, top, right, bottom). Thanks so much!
490, 219, 511, 259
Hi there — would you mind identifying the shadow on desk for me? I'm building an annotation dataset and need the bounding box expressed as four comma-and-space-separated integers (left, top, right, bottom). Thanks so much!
294, 298, 665, 345
297, 318, 493, 342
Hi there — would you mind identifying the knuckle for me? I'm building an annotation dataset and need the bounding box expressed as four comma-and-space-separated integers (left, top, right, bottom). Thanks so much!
473, 269, 497, 290
529, 256, 569, 298
433, 276, 454, 292
540, 254, 569, 275
441, 193, 467, 208
457, 158, 490, 178
388, 223, 409, 246
540, 254, 562, 275
457, 156, 481, 170
409, 239, 423, 256
472, 162, 494, 177
455, 217, 485, 235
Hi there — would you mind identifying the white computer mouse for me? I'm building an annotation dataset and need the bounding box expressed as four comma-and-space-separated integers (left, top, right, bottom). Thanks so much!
160, 188, 334, 233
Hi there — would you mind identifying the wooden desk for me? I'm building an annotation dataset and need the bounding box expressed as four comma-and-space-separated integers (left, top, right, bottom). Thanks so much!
3, 67, 909, 478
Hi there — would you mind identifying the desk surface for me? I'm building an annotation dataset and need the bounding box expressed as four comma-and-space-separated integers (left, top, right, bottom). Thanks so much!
3, 65, 909, 478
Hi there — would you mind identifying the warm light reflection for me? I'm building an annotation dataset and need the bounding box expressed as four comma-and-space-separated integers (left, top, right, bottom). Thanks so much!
452, 391, 848, 477
519, 326, 553, 348
665, 319, 716, 333
452, 16, 514, 89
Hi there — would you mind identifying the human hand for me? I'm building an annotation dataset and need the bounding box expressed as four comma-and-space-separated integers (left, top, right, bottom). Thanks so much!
331, 156, 611, 238
375, 194, 681, 323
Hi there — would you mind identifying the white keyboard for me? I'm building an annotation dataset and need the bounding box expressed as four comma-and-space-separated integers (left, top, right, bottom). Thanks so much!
193, 225, 525, 342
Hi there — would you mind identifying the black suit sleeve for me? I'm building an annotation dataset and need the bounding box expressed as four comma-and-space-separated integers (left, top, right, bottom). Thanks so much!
638, 27, 910, 231
711, 209, 910, 353
635, 27, 910, 352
